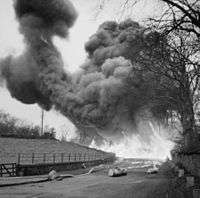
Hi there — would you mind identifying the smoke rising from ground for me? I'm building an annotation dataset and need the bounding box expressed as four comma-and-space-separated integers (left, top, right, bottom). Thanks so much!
0, 0, 169, 141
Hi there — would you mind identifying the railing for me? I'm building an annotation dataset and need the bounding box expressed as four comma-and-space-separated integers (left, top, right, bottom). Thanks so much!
17, 152, 111, 165
0, 152, 115, 177
0, 163, 16, 177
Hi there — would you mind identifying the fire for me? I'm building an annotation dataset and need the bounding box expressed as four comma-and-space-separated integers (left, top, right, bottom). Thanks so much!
90, 122, 175, 160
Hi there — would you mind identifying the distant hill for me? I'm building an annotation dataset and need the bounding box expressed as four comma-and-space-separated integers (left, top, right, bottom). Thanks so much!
0, 137, 104, 164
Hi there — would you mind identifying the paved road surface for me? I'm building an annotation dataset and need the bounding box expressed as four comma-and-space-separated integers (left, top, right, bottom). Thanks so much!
0, 169, 169, 198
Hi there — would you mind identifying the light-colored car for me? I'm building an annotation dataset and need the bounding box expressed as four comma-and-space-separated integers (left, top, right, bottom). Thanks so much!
108, 167, 127, 177
147, 165, 159, 174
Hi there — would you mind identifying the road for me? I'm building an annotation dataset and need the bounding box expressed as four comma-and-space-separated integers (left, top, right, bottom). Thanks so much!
0, 168, 169, 198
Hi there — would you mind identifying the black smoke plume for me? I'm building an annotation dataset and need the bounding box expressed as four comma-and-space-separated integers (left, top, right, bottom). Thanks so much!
0, 1, 163, 140
0, 0, 77, 111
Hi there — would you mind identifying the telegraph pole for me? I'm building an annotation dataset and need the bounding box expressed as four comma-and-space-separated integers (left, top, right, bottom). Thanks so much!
41, 109, 44, 136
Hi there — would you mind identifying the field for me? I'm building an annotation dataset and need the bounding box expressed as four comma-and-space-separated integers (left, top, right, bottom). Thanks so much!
0, 137, 105, 164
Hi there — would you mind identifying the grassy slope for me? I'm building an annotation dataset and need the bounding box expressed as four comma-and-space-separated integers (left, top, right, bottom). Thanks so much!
0, 137, 101, 164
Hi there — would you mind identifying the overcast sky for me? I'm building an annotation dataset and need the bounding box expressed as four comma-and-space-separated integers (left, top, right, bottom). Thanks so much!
0, 0, 161, 139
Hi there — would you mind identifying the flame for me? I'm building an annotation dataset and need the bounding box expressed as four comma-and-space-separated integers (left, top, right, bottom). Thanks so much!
90, 122, 174, 160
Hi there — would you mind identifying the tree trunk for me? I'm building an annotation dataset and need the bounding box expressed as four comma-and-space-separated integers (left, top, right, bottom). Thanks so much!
180, 96, 197, 150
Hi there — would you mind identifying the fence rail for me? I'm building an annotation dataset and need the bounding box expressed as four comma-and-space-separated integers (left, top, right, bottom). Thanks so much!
0, 152, 115, 177
17, 152, 112, 165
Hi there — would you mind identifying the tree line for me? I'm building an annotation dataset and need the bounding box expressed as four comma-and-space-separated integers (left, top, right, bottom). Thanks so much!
0, 110, 56, 140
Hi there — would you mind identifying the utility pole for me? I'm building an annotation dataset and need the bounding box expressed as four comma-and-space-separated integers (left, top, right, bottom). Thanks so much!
41, 109, 44, 136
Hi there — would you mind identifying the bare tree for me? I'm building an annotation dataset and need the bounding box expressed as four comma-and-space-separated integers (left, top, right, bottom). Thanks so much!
96, 0, 200, 37
157, 0, 200, 37
96, 0, 200, 149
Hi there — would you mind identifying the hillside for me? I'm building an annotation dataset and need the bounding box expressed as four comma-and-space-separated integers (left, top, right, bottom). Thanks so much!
0, 137, 104, 164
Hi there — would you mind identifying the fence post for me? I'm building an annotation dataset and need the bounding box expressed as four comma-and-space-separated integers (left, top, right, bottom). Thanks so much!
43, 153, 46, 163
32, 153, 35, 164
84, 153, 86, 161
12, 163, 15, 176
79, 153, 81, 161
94, 153, 97, 160
53, 154, 56, 163
74, 153, 76, 161
18, 153, 21, 164
93, 153, 95, 160
0, 165, 2, 177
68, 153, 71, 162
61, 153, 64, 163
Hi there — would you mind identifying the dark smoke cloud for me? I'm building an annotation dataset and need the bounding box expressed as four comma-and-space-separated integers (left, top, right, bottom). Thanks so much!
0, 0, 77, 110
14, 0, 77, 38
0, 0, 160, 139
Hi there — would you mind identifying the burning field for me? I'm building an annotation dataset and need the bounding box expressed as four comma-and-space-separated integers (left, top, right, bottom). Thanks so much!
0, 0, 176, 160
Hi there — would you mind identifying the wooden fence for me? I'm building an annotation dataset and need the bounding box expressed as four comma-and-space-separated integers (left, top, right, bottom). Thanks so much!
0, 163, 16, 177
17, 152, 110, 165
0, 152, 115, 177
